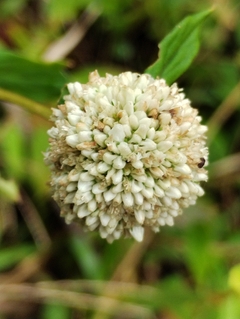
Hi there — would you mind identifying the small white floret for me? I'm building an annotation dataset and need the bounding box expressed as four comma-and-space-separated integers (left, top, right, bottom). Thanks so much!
130, 226, 144, 242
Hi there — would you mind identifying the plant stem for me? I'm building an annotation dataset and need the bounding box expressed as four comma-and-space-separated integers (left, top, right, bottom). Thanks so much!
207, 81, 240, 145
92, 228, 155, 319
0, 88, 51, 119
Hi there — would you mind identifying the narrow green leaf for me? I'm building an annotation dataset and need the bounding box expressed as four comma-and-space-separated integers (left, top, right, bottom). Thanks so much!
145, 9, 212, 84
46, 0, 89, 23
27, 128, 50, 198
0, 244, 35, 271
0, 123, 26, 181
0, 50, 66, 103
69, 235, 103, 279
42, 304, 70, 319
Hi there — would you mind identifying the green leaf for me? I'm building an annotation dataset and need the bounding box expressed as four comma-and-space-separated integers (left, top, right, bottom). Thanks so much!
42, 304, 70, 319
0, 244, 35, 271
69, 235, 104, 279
183, 223, 224, 286
0, 123, 26, 181
46, 0, 89, 24
27, 127, 50, 198
145, 9, 212, 84
0, 50, 66, 103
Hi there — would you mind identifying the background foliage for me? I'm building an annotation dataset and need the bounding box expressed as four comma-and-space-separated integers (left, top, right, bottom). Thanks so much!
0, 0, 240, 318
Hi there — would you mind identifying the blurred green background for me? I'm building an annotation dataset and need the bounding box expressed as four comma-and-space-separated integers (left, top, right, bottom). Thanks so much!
0, 0, 240, 318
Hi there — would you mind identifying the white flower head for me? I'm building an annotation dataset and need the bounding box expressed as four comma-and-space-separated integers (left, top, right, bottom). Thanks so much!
45, 71, 208, 242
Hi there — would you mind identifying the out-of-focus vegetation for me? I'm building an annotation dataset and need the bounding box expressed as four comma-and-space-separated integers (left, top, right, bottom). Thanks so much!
0, 0, 240, 318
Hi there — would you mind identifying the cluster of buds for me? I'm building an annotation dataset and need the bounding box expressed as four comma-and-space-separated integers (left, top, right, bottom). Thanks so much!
45, 71, 208, 242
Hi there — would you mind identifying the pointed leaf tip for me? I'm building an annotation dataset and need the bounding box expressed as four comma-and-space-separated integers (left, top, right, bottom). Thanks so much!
145, 8, 213, 84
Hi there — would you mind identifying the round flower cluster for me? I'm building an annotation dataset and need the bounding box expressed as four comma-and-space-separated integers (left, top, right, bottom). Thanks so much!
45, 71, 208, 242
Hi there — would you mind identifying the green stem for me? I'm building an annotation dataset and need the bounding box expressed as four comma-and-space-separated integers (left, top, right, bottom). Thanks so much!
0, 88, 51, 119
